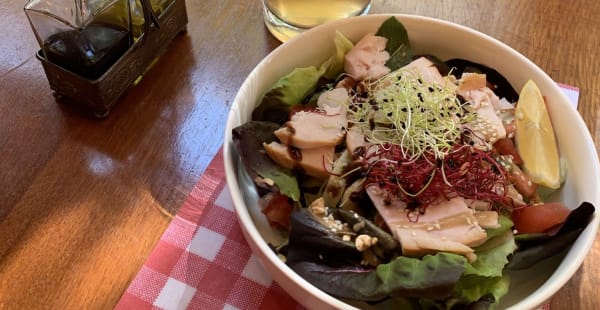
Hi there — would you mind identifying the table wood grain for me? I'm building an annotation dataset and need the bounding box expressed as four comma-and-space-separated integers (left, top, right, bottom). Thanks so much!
1, 0, 598, 309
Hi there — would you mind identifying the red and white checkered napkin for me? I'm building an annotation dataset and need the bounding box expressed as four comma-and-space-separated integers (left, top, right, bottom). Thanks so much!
116, 148, 304, 310
116, 86, 579, 310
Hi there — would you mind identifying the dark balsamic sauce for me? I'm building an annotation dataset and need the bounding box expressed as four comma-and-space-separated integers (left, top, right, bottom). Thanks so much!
43, 23, 130, 80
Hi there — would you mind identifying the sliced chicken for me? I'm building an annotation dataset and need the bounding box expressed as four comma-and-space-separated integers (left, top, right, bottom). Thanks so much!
316, 87, 348, 114
473, 211, 501, 229
366, 186, 497, 261
263, 141, 334, 179
365, 186, 408, 219
469, 105, 507, 145
401, 57, 448, 87
458, 74, 507, 145
346, 126, 370, 155
395, 229, 476, 260
274, 89, 347, 149
464, 199, 492, 211
344, 33, 390, 81
457, 72, 487, 93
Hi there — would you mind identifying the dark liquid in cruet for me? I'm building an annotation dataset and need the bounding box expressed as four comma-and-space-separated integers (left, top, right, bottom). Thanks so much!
43, 23, 130, 80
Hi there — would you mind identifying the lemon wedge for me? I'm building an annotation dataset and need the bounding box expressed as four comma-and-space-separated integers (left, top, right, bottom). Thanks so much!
514, 80, 561, 189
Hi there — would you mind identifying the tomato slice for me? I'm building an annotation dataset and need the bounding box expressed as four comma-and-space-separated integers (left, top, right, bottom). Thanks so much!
494, 137, 523, 165
262, 193, 293, 230
512, 202, 571, 234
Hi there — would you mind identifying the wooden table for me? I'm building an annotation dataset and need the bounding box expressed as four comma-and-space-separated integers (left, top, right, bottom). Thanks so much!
1, 0, 598, 308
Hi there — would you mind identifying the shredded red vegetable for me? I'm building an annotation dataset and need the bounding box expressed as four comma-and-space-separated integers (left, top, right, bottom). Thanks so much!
360, 142, 513, 214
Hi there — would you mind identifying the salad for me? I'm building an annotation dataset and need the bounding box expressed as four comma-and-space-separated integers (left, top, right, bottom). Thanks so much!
232, 17, 595, 309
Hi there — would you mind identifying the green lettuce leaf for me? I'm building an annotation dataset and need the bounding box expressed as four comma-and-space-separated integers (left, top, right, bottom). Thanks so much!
466, 230, 517, 278
484, 215, 513, 240
252, 30, 354, 124
375, 17, 413, 70
231, 121, 300, 201
289, 253, 468, 302
252, 66, 326, 124
320, 30, 354, 80
443, 228, 516, 308
464, 216, 517, 278
450, 274, 510, 308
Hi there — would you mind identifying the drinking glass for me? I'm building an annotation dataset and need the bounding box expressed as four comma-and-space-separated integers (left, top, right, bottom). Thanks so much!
262, 0, 372, 42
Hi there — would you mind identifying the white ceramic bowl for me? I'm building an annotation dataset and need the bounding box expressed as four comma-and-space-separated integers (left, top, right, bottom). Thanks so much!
223, 14, 600, 310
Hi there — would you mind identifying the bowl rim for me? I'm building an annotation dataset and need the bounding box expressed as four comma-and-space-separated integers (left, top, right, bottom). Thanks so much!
223, 13, 600, 310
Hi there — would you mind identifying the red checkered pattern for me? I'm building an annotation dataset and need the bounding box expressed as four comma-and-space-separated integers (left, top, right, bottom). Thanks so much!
116, 86, 578, 310
116, 149, 303, 310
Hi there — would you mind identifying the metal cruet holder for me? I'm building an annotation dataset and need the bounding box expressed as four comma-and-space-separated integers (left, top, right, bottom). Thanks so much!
24, 0, 188, 117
